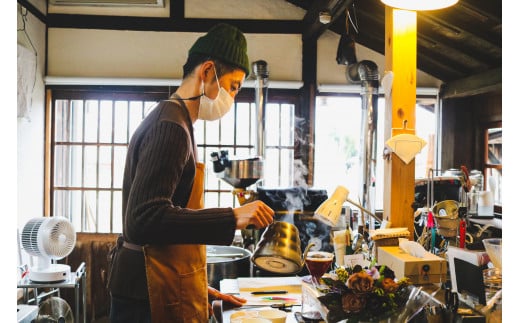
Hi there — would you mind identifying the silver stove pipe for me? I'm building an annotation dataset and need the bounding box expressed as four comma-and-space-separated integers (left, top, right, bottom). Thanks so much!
252, 60, 269, 158
347, 60, 379, 217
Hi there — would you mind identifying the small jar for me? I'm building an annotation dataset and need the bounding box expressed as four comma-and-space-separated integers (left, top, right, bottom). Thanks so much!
469, 170, 484, 191
467, 187, 479, 217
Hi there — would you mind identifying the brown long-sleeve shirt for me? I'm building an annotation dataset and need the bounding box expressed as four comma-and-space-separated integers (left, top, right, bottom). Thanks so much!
109, 97, 236, 300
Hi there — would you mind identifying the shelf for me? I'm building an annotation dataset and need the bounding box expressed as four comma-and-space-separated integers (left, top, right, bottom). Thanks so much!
17, 262, 87, 323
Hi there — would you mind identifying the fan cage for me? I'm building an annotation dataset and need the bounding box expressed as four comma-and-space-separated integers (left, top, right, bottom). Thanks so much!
21, 218, 44, 257
21, 217, 76, 260
46, 219, 76, 258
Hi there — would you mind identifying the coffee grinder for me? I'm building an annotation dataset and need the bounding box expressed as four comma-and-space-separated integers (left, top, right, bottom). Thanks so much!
211, 149, 264, 251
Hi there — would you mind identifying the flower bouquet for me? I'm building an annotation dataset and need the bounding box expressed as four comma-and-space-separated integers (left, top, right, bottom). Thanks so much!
317, 264, 420, 323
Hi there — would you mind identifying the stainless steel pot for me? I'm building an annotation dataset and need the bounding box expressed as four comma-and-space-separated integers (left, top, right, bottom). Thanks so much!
219, 157, 263, 189
206, 245, 252, 290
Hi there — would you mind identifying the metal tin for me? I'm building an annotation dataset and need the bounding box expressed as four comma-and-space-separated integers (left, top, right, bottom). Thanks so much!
206, 245, 252, 290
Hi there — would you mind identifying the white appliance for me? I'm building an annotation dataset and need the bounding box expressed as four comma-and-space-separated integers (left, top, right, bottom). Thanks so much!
17, 305, 38, 323
21, 217, 76, 283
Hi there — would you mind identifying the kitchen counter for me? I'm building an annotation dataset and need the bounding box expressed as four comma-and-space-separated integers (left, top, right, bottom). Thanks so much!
214, 277, 491, 323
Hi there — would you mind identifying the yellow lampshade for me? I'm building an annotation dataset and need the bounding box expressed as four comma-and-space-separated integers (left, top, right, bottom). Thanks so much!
314, 185, 382, 226
314, 186, 349, 226
380, 0, 458, 11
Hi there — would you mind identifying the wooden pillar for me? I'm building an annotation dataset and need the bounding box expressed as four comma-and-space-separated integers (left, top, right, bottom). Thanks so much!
300, 35, 317, 186
44, 89, 52, 218
383, 7, 417, 239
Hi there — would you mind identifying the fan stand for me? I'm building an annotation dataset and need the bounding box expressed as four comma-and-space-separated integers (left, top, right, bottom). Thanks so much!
29, 263, 71, 283
18, 262, 87, 323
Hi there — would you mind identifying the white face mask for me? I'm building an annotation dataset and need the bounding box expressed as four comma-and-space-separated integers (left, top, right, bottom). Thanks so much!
198, 67, 234, 121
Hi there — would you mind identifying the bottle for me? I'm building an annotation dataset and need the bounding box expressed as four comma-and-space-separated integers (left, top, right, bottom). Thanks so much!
231, 230, 244, 248
345, 225, 355, 255
351, 226, 364, 253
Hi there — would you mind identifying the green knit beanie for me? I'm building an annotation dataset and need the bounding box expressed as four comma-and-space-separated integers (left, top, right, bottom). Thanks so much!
189, 23, 250, 76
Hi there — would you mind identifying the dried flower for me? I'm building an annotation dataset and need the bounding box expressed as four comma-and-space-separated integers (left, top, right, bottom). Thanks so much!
319, 265, 412, 323
342, 291, 367, 313
364, 293, 388, 316
381, 277, 399, 293
366, 266, 381, 280
346, 271, 374, 293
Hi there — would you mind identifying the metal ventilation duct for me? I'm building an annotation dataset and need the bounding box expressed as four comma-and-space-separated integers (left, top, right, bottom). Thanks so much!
347, 60, 379, 217
251, 60, 269, 159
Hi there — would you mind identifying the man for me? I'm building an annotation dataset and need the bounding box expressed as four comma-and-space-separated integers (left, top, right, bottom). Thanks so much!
108, 23, 275, 323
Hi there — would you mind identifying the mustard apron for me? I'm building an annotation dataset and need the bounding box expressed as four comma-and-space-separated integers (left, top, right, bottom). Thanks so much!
143, 162, 208, 323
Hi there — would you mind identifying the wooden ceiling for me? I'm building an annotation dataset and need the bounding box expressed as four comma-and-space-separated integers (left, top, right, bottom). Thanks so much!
289, 0, 502, 97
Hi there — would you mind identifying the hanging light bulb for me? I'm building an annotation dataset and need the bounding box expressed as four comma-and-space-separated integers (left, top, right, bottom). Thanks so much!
380, 0, 458, 11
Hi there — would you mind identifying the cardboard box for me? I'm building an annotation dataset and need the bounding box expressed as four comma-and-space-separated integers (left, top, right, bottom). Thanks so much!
377, 246, 447, 285
369, 228, 410, 259
372, 237, 399, 259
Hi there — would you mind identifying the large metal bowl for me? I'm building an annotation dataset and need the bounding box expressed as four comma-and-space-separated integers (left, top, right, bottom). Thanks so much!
432, 200, 460, 237
206, 245, 252, 290
432, 200, 459, 219
217, 158, 263, 189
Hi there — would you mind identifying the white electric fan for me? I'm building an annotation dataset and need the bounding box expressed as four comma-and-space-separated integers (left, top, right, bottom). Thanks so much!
21, 216, 76, 283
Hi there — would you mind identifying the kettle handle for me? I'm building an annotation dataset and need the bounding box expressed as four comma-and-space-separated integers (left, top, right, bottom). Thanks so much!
301, 242, 316, 268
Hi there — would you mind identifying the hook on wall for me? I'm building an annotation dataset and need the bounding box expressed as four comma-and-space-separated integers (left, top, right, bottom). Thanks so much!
18, 5, 38, 57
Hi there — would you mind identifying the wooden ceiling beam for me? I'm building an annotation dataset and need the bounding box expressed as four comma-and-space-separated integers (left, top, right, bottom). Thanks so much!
416, 54, 466, 81
418, 14, 501, 59
46, 14, 304, 33
440, 67, 502, 99
301, 0, 353, 40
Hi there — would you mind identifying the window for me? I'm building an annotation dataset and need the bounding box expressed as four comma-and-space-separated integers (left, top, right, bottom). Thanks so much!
198, 98, 297, 208
313, 94, 437, 211
483, 123, 502, 207
50, 88, 168, 233
48, 87, 297, 233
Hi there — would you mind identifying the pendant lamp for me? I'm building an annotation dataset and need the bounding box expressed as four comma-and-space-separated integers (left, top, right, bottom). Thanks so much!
380, 0, 458, 11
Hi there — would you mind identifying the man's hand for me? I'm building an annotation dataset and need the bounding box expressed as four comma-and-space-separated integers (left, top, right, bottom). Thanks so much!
233, 200, 274, 230
208, 286, 247, 306
208, 286, 247, 316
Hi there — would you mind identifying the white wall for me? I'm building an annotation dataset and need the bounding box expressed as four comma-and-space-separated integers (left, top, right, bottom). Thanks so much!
47, 28, 303, 81
47, 27, 440, 88
17, 2, 47, 236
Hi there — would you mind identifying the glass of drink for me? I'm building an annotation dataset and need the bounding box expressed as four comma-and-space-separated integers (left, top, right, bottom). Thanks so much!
304, 251, 334, 287
302, 251, 334, 321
